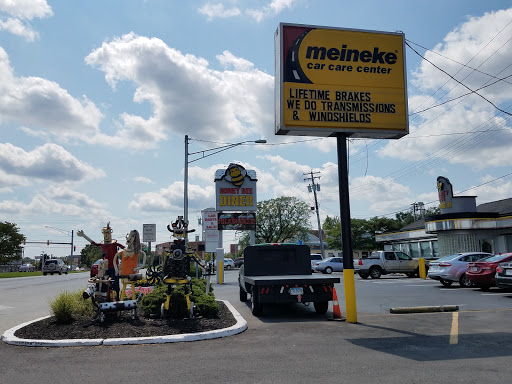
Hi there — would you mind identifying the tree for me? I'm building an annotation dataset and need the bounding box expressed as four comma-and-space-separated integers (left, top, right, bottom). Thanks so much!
0, 222, 25, 265
80, 243, 102, 268
238, 196, 311, 245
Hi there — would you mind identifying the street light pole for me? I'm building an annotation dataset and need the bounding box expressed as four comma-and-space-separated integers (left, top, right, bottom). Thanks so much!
183, 136, 266, 246
44, 225, 74, 269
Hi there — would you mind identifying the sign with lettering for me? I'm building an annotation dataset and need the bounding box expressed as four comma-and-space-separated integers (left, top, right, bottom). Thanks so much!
215, 164, 257, 212
142, 224, 156, 243
275, 23, 408, 138
218, 212, 256, 231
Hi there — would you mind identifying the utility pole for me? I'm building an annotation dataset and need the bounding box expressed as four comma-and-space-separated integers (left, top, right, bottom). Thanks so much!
304, 171, 325, 258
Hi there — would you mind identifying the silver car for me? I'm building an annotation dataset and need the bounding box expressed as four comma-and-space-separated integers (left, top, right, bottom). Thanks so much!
313, 257, 344, 274
428, 252, 491, 287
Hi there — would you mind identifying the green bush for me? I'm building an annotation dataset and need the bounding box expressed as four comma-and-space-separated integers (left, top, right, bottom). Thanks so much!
49, 289, 95, 323
139, 278, 218, 319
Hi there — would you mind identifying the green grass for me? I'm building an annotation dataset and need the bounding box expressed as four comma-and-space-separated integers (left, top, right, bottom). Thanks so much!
0, 271, 87, 278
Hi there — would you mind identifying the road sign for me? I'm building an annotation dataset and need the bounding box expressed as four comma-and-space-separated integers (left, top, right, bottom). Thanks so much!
143, 224, 156, 243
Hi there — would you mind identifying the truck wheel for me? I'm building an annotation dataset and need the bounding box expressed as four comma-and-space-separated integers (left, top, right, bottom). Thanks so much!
43, 272, 47, 276
324, 267, 333, 274
239, 286, 247, 302
369, 266, 382, 279
358, 273, 369, 279
251, 288, 262, 316
314, 302, 328, 314
440, 279, 453, 287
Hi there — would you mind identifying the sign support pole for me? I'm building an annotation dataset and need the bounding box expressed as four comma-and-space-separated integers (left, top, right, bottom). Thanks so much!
337, 133, 357, 323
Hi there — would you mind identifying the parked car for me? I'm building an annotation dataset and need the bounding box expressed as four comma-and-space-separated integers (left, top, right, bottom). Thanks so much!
313, 257, 344, 274
466, 253, 512, 290
310, 253, 323, 272
223, 258, 235, 269
42, 258, 69, 275
428, 252, 492, 287
18, 263, 35, 272
90, 259, 103, 277
496, 261, 512, 290
234, 257, 244, 268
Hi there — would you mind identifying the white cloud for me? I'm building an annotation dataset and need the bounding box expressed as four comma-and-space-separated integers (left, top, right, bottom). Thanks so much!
198, 2, 241, 21
0, 143, 105, 182
0, 47, 103, 140
0, 0, 53, 41
133, 176, 154, 184
247, 0, 295, 22
85, 33, 274, 149
382, 8, 512, 169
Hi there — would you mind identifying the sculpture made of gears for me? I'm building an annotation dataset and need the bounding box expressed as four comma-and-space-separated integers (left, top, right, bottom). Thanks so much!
161, 216, 205, 318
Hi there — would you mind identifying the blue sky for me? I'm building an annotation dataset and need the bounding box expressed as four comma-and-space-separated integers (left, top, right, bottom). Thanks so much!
1, 0, 512, 258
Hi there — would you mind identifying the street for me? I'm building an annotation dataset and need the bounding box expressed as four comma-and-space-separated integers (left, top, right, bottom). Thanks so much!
1, 270, 512, 383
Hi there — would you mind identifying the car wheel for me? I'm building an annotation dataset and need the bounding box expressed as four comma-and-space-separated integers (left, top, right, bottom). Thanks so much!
359, 273, 369, 279
325, 267, 333, 274
51, 272, 54, 275
314, 301, 328, 314
239, 286, 247, 302
369, 266, 382, 279
43, 272, 47, 276
58, 271, 62, 275
226, 265, 232, 270
405, 272, 416, 278
459, 273, 472, 288
251, 287, 262, 316
440, 279, 453, 287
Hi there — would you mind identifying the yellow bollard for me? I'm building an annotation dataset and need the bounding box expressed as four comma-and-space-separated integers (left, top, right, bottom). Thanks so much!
418, 257, 426, 279
343, 269, 357, 323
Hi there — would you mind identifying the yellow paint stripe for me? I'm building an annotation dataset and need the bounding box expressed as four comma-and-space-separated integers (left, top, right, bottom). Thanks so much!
449, 312, 459, 345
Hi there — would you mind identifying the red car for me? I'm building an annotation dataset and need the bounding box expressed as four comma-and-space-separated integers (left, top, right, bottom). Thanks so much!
466, 253, 512, 290
90, 259, 102, 277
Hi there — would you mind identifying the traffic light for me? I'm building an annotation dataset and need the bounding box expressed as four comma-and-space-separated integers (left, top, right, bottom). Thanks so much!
74, 246, 76, 251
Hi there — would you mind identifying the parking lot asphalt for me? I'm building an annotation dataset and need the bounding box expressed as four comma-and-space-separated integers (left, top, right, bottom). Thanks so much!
2, 271, 512, 383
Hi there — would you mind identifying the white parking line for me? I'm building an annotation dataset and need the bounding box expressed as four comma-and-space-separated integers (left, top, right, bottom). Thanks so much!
0, 305, 13, 311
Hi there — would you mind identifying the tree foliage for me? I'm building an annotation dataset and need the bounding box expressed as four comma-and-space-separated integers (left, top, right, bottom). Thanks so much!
0, 222, 25, 265
80, 243, 102, 268
238, 196, 311, 245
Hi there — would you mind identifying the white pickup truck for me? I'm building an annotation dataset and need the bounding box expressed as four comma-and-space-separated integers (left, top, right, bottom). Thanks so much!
354, 250, 422, 279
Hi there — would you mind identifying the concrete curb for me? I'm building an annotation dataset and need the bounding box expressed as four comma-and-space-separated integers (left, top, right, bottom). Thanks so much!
390, 305, 459, 314
1, 300, 247, 348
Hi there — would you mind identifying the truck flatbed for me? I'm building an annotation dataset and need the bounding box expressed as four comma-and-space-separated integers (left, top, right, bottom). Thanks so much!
245, 274, 340, 286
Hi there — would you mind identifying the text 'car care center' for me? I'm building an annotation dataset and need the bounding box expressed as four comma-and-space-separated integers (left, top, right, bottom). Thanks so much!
275, 23, 408, 139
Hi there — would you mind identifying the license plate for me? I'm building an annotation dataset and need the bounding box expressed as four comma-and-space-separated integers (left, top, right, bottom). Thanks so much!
472, 267, 478, 272
430, 265, 438, 271
289, 287, 303, 295
506, 269, 512, 276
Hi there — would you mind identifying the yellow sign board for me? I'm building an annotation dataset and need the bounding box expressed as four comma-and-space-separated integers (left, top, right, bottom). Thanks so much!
275, 23, 408, 138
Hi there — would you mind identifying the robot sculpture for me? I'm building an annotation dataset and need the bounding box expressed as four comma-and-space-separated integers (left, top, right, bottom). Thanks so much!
114, 229, 146, 300
77, 223, 125, 300
161, 216, 205, 318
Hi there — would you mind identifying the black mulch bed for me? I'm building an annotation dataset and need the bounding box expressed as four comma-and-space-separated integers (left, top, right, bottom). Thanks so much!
15, 301, 237, 340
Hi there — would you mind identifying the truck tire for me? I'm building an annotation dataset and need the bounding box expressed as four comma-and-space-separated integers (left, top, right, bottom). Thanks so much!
251, 287, 262, 316
369, 266, 382, 279
314, 302, 328, 314
239, 286, 247, 302
358, 273, 369, 279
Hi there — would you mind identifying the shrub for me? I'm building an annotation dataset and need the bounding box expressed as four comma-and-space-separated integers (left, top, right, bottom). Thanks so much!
139, 278, 218, 319
49, 289, 95, 323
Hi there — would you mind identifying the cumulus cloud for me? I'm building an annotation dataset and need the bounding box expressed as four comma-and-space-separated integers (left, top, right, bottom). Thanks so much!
198, 2, 241, 21
0, 0, 53, 41
85, 33, 273, 149
0, 47, 103, 140
0, 143, 105, 182
247, 0, 295, 22
380, 8, 512, 170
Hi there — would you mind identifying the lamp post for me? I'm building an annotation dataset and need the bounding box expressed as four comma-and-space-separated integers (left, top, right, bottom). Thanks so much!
44, 225, 74, 269
184, 135, 266, 244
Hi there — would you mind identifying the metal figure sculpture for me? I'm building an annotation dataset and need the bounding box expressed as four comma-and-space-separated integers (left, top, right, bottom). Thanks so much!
161, 216, 205, 318
77, 222, 125, 300
114, 229, 146, 300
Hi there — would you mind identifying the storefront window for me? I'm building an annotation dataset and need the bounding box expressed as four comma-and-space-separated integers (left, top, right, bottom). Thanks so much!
420, 241, 431, 258
410, 243, 420, 258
